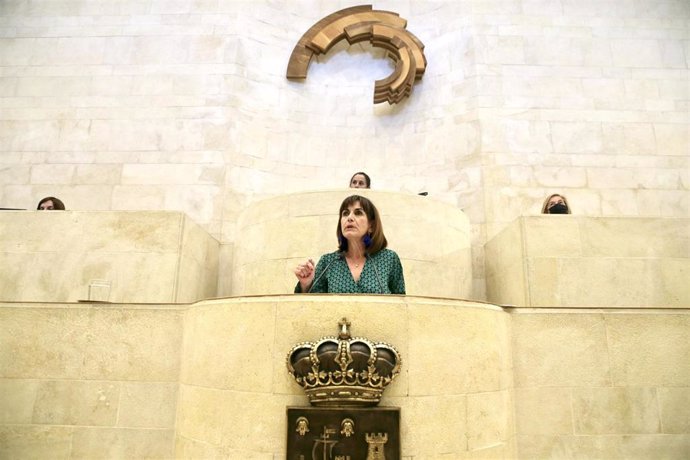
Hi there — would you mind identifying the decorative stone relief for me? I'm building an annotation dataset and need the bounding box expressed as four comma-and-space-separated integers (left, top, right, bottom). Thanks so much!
286, 4, 427, 104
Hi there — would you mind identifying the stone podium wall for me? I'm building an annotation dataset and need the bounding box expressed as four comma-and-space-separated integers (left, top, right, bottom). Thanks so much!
229, 190, 472, 298
0, 211, 219, 303
0, 302, 183, 458
485, 216, 689, 308
512, 309, 690, 458
0, 297, 514, 459
2, 297, 687, 459
167, 296, 515, 459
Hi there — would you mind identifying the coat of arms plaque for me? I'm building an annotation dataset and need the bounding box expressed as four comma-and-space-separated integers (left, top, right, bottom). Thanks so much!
285, 318, 402, 460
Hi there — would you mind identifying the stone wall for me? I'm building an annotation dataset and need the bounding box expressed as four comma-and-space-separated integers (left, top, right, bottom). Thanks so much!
0, 0, 687, 457
2, 298, 687, 459
177, 296, 514, 458
0, 211, 219, 303
1, 0, 686, 298
0, 297, 515, 459
0, 303, 183, 458
485, 216, 689, 308
230, 190, 472, 298
512, 309, 690, 458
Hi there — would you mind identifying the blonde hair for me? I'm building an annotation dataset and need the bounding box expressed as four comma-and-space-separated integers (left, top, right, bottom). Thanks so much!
541, 194, 571, 214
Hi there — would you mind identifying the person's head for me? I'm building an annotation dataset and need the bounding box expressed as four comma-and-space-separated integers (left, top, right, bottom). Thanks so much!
349, 172, 371, 189
37, 196, 65, 211
336, 195, 387, 254
541, 194, 571, 214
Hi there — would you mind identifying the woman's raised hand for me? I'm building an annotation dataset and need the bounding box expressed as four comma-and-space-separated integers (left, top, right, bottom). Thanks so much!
294, 258, 315, 292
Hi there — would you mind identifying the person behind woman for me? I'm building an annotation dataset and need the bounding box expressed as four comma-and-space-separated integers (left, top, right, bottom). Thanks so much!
541, 193, 571, 214
37, 196, 65, 210
294, 194, 405, 294
349, 172, 371, 189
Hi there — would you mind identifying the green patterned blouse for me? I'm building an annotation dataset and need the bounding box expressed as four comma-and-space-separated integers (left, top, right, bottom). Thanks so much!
295, 248, 406, 294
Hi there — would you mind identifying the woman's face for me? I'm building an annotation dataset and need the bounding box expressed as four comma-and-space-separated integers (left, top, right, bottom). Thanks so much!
38, 200, 55, 210
340, 201, 371, 241
349, 174, 368, 188
547, 195, 565, 211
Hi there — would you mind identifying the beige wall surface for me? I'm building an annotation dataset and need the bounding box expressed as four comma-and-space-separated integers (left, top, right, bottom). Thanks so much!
0, 302, 184, 460
512, 309, 690, 459
0, 211, 219, 303
0, 297, 514, 460
178, 295, 514, 459
231, 190, 472, 298
1, 0, 686, 299
0, 0, 688, 457
3, 208, 685, 308
1, 298, 688, 459
486, 216, 690, 308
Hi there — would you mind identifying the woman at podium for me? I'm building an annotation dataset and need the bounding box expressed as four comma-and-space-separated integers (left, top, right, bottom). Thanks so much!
293, 195, 405, 294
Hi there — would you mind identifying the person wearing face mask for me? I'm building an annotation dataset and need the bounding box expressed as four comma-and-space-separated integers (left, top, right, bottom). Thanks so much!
349, 172, 371, 189
541, 193, 571, 214
293, 194, 405, 294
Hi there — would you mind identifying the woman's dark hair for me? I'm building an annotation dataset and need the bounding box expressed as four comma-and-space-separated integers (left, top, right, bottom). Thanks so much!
37, 196, 66, 210
349, 171, 371, 188
336, 195, 387, 254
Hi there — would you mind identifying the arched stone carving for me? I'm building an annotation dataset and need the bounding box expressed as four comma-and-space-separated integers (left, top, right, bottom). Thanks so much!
286, 5, 427, 105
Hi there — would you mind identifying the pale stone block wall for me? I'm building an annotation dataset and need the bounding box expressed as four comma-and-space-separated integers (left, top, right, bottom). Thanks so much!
3, 1, 685, 298
0, 303, 183, 459
485, 216, 689, 307
512, 309, 690, 459
1, 298, 687, 459
0, 0, 688, 457
0, 211, 219, 303
177, 295, 514, 459
230, 190, 472, 298
177, 214, 221, 302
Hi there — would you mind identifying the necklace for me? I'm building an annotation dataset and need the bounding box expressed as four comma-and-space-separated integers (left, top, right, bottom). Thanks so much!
346, 256, 364, 268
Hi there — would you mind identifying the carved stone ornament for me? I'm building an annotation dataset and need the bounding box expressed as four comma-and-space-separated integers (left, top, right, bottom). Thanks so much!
286, 4, 427, 105
286, 406, 400, 459
286, 318, 401, 407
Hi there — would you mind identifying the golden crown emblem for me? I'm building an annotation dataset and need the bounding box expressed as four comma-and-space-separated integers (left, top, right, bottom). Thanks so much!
286, 318, 401, 407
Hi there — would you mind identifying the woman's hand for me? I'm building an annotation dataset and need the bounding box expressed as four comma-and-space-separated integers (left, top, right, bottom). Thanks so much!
294, 259, 315, 292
